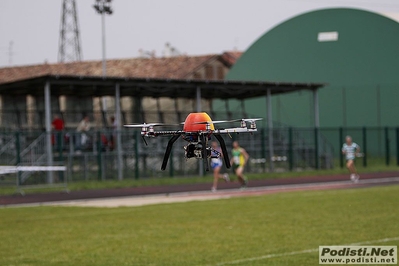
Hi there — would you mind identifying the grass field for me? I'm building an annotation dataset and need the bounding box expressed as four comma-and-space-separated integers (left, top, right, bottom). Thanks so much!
1, 184, 399, 265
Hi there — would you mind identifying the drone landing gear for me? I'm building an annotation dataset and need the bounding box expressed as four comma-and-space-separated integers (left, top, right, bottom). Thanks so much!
161, 134, 181, 171
200, 134, 209, 171
214, 133, 231, 169
161, 133, 230, 172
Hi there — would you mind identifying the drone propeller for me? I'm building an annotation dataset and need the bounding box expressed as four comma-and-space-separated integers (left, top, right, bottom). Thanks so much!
192, 120, 231, 125
192, 118, 263, 125
124, 123, 181, 128
231, 118, 263, 122
124, 123, 164, 128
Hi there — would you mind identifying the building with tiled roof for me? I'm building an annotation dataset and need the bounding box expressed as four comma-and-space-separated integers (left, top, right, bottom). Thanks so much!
0, 51, 242, 129
0, 52, 241, 84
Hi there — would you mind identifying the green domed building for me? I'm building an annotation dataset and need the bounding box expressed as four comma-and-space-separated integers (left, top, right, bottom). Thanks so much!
226, 8, 399, 128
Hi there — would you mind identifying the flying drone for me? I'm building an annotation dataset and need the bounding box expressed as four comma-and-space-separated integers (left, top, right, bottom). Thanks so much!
124, 112, 261, 171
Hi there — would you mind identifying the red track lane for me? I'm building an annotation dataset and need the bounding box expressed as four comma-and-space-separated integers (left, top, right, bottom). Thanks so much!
1, 171, 398, 206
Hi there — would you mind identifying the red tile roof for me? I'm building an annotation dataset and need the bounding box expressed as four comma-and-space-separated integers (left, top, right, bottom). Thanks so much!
220, 51, 243, 66
0, 51, 242, 85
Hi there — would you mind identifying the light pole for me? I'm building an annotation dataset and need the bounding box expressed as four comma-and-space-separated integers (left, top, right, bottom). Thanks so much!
93, 0, 113, 111
93, 0, 112, 76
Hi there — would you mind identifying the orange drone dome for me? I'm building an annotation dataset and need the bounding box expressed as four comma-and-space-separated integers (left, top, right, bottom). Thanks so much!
183, 112, 215, 132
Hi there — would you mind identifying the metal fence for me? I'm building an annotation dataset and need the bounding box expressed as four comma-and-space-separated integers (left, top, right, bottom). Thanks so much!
0, 127, 398, 185
321, 127, 399, 167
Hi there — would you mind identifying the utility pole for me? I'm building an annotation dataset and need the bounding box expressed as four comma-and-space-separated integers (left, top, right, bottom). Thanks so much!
58, 0, 83, 62
93, 0, 113, 112
93, 0, 113, 77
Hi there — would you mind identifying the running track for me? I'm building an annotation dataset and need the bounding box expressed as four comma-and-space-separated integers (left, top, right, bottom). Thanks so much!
0, 171, 398, 206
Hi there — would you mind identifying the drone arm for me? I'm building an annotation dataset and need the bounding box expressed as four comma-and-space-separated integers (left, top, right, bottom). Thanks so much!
200, 134, 209, 171
214, 134, 231, 169
153, 130, 183, 136
161, 134, 181, 171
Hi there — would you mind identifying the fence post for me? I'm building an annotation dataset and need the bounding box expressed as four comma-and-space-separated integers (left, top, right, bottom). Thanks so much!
15, 132, 21, 184
97, 131, 102, 180
362, 127, 367, 167
339, 127, 344, 168
57, 132, 64, 181
385, 127, 390, 166
261, 128, 266, 172
169, 149, 174, 177
134, 131, 139, 179
396, 127, 399, 166
314, 127, 319, 169
57, 132, 63, 160
15, 132, 21, 165
288, 127, 293, 171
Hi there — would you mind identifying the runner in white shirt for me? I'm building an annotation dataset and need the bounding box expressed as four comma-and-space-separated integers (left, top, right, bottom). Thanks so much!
342, 136, 360, 183
210, 141, 229, 192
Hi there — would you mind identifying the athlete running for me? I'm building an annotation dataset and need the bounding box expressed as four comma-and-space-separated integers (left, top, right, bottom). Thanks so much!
230, 141, 249, 189
342, 135, 360, 183
210, 142, 229, 192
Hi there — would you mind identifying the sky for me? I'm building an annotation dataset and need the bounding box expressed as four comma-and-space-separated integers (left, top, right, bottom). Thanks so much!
0, 0, 398, 68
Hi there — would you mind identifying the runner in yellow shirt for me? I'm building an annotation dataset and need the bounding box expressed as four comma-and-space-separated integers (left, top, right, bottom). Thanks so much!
230, 141, 249, 188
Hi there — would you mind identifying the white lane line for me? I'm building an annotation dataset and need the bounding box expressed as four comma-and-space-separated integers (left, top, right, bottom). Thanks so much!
215, 236, 399, 265
214, 249, 318, 266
